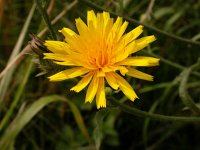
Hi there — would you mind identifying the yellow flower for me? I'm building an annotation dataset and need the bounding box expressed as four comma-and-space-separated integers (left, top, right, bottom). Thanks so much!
44, 10, 159, 109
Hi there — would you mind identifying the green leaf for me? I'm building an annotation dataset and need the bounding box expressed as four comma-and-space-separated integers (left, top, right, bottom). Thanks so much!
0, 95, 91, 150
66, 98, 92, 144
93, 109, 110, 150
154, 7, 174, 19
0, 3, 36, 105
0, 95, 64, 150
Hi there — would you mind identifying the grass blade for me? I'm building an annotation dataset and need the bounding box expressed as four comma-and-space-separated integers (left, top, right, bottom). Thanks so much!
0, 3, 36, 103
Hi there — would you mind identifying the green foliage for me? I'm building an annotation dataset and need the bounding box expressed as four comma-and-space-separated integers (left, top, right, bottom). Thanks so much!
0, 0, 200, 150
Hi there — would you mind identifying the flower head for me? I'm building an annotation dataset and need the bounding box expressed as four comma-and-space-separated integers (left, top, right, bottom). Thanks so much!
44, 10, 159, 109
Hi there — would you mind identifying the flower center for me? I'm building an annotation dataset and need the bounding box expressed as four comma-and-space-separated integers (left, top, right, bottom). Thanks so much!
95, 50, 108, 68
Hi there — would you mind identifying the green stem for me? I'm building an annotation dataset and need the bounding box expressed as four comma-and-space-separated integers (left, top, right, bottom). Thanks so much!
110, 97, 200, 122
142, 50, 200, 78
143, 50, 184, 70
148, 123, 183, 150
142, 100, 159, 147
179, 60, 200, 114
142, 77, 179, 147
80, 0, 200, 46
140, 81, 200, 93
36, 0, 57, 40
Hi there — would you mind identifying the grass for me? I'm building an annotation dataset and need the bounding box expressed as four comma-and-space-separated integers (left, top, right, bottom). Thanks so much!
0, 0, 200, 150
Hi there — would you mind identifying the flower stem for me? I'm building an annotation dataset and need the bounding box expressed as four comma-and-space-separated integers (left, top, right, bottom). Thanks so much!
36, 0, 57, 40
142, 50, 200, 78
179, 59, 200, 114
110, 96, 200, 122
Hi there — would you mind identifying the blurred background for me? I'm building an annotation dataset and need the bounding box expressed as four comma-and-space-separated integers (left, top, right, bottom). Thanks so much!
0, 0, 200, 150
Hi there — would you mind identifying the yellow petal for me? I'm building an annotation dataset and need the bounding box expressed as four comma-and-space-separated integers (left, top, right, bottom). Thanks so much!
126, 68, 153, 81
97, 70, 105, 77
87, 10, 97, 27
125, 41, 136, 55
119, 66, 128, 76
43, 53, 69, 61
112, 72, 138, 101
107, 17, 122, 43
94, 13, 104, 39
85, 74, 99, 103
53, 61, 76, 66
59, 28, 79, 47
113, 50, 129, 63
113, 26, 143, 62
59, 27, 77, 38
105, 72, 119, 90
104, 18, 114, 38
117, 56, 160, 67
70, 72, 94, 92
121, 25, 143, 44
48, 67, 90, 81
103, 11, 110, 22
117, 21, 129, 41
137, 57, 160, 66
112, 17, 123, 33
75, 18, 88, 37
113, 25, 143, 57
103, 11, 110, 30
102, 65, 127, 73
87, 11, 97, 40
130, 35, 156, 53
44, 41, 70, 54
96, 77, 106, 109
